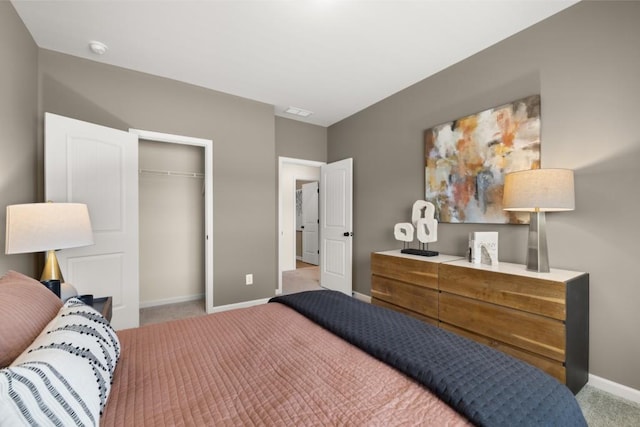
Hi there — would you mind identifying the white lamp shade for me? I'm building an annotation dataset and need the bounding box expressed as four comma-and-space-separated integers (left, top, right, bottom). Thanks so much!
503, 169, 575, 212
5, 203, 94, 254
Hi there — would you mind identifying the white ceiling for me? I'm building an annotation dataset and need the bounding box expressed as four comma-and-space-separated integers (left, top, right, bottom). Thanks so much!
12, 0, 578, 127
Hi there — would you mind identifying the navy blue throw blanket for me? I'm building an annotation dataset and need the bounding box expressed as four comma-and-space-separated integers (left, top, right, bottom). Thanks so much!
270, 290, 586, 427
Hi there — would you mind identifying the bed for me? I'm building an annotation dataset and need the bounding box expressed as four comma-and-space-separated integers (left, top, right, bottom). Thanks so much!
0, 271, 587, 426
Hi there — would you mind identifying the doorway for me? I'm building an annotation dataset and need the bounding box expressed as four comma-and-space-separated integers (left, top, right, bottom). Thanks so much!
278, 157, 324, 294
130, 129, 214, 313
138, 140, 205, 309
278, 156, 354, 297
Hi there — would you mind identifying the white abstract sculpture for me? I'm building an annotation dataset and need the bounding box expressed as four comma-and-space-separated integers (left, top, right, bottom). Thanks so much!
393, 200, 439, 254
394, 223, 415, 242
412, 200, 438, 244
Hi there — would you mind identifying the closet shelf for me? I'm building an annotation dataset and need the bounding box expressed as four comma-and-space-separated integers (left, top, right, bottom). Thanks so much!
139, 168, 204, 179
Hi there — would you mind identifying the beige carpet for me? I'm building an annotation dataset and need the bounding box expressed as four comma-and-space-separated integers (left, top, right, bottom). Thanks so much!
282, 266, 322, 295
576, 385, 640, 426
140, 299, 206, 326
140, 266, 321, 326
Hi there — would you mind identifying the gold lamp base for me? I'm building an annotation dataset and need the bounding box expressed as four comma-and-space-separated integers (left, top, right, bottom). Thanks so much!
40, 250, 65, 282
40, 250, 77, 300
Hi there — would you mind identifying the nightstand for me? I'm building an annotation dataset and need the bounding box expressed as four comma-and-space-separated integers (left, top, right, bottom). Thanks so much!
93, 296, 113, 322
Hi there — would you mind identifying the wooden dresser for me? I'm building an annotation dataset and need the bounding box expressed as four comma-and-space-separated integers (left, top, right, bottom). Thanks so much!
371, 251, 589, 394
371, 250, 462, 326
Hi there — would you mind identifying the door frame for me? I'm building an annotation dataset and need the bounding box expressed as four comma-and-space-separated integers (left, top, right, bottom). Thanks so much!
277, 156, 324, 295
129, 129, 214, 313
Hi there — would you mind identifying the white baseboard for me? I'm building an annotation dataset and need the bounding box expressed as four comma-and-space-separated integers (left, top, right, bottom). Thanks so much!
352, 291, 371, 303
210, 297, 270, 314
588, 374, 640, 404
139, 293, 204, 309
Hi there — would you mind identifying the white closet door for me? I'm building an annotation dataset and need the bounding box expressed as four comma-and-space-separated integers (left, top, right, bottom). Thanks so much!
45, 113, 140, 330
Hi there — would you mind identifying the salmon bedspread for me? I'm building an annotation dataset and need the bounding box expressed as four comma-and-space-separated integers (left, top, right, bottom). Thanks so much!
101, 301, 470, 426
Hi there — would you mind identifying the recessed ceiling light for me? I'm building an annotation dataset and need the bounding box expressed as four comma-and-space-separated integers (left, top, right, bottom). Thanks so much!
285, 106, 313, 117
88, 41, 108, 55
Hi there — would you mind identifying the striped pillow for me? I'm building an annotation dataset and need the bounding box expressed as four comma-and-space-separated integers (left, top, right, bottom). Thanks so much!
0, 298, 120, 426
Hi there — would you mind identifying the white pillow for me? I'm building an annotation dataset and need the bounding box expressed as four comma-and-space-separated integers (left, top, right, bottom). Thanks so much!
0, 298, 120, 426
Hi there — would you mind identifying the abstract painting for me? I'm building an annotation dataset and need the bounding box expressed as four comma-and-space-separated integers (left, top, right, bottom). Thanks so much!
425, 95, 540, 224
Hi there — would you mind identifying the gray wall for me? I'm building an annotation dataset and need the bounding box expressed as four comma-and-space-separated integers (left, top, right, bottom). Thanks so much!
328, 1, 640, 389
275, 116, 327, 161
0, 2, 39, 276
38, 50, 276, 307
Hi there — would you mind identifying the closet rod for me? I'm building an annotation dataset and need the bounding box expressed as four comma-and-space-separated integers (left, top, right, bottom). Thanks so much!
139, 168, 204, 179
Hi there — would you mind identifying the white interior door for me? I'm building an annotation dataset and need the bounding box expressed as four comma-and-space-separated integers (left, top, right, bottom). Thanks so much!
320, 158, 353, 295
301, 182, 319, 265
45, 113, 139, 330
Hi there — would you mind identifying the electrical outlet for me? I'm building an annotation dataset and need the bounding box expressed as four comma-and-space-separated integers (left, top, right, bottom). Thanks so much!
245, 274, 253, 285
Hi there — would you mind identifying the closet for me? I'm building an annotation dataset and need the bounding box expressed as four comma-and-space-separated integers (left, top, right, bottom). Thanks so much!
138, 140, 205, 308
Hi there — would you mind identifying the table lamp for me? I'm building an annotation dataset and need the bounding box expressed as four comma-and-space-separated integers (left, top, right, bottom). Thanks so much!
503, 169, 574, 273
5, 202, 94, 298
